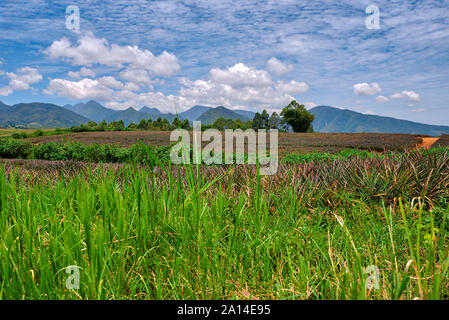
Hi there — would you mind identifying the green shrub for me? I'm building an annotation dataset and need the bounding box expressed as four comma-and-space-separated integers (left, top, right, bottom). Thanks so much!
32, 129, 44, 137
11, 132, 29, 139
65, 142, 88, 161
338, 148, 370, 158
282, 152, 332, 164
129, 143, 157, 166
0, 138, 33, 159
84, 144, 129, 163
32, 142, 68, 161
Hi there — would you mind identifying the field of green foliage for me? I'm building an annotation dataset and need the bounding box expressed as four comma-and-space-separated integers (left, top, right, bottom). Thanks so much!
0, 146, 448, 300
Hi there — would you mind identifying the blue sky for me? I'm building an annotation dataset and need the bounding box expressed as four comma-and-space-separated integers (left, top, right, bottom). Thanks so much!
0, 0, 448, 125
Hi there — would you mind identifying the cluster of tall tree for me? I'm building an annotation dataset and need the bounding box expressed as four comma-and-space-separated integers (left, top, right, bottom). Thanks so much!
132, 117, 191, 130
251, 100, 314, 132
203, 118, 253, 131
252, 110, 283, 130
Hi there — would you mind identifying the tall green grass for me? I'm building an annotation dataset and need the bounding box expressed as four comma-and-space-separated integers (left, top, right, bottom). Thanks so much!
0, 150, 448, 300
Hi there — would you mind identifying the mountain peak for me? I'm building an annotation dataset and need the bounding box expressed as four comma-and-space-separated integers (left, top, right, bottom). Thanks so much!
140, 106, 162, 114
68, 100, 118, 122
178, 105, 213, 121
196, 106, 251, 125
86, 100, 102, 105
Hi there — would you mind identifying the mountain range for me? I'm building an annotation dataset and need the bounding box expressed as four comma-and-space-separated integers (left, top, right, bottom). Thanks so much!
309, 106, 449, 136
63, 100, 117, 123
0, 102, 89, 128
1, 100, 449, 135
178, 106, 213, 122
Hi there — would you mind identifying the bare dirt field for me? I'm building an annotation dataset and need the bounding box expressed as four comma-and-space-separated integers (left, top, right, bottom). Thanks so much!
417, 137, 440, 149
26, 131, 424, 155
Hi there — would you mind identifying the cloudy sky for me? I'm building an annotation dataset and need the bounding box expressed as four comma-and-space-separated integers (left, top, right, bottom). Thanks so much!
0, 0, 448, 125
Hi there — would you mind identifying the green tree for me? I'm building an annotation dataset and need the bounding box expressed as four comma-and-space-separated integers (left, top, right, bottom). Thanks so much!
212, 117, 226, 131
138, 119, 147, 130
98, 120, 107, 131
252, 112, 263, 130
161, 118, 170, 130
268, 112, 281, 129
280, 100, 314, 132
172, 116, 182, 128
153, 117, 163, 128
181, 119, 191, 130
261, 110, 270, 129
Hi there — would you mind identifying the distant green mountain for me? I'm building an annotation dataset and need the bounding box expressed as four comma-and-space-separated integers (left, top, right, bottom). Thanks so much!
102, 107, 178, 126
0, 101, 9, 110
139, 106, 180, 122
196, 106, 251, 125
62, 101, 181, 125
104, 107, 151, 126
234, 109, 256, 119
3, 100, 447, 134
139, 106, 164, 117
64, 100, 118, 123
0, 102, 89, 128
63, 102, 252, 126
178, 105, 255, 123
309, 106, 449, 135
179, 105, 212, 122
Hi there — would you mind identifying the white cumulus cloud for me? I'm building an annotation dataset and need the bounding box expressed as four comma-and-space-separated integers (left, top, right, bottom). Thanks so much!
45, 32, 180, 77
376, 95, 389, 103
44, 62, 309, 112
267, 57, 294, 76
390, 90, 420, 102
68, 67, 96, 78
353, 82, 382, 96
119, 67, 152, 88
0, 67, 42, 96
44, 78, 115, 101
276, 80, 309, 94
209, 63, 272, 88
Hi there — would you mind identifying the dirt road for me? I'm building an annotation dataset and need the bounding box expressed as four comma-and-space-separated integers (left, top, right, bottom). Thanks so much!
417, 137, 439, 150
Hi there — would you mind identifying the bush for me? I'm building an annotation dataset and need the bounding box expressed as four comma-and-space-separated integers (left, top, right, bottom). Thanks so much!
85, 144, 130, 163
11, 132, 29, 139
0, 138, 33, 159
129, 143, 156, 166
32, 142, 68, 161
65, 142, 88, 161
282, 152, 332, 164
32, 129, 44, 137
337, 148, 374, 158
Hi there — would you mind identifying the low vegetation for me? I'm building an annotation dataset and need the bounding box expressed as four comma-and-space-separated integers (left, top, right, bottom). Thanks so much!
23, 131, 423, 157
0, 137, 437, 165
432, 135, 449, 148
1, 127, 446, 300
0, 148, 448, 299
